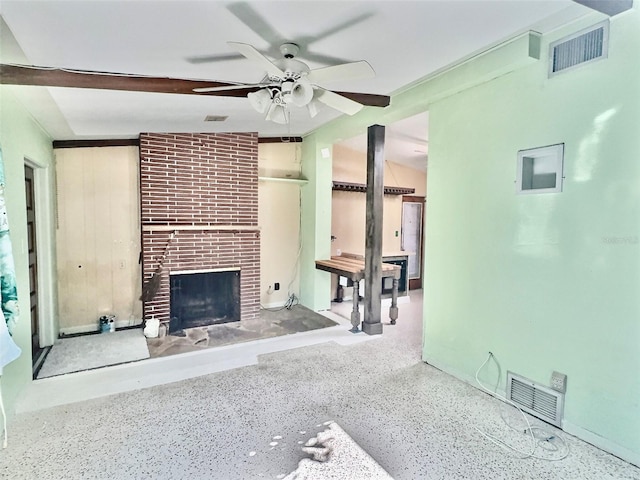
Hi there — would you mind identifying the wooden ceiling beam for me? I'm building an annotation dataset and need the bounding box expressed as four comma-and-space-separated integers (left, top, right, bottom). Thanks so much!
0, 64, 391, 107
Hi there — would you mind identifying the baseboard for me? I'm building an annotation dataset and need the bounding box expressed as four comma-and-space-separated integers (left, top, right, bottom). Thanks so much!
562, 421, 639, 468
423, 355, 639, 468
59, 319, 143, 336
261, 301, 288, 309
424, 355, 503, 395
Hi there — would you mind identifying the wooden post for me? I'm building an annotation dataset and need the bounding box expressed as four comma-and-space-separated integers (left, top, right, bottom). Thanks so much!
350, 280, 361, 332
363, 124, 385, 335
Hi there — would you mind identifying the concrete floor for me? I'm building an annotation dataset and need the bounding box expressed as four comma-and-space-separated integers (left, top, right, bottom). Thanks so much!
2, 291, 639, 480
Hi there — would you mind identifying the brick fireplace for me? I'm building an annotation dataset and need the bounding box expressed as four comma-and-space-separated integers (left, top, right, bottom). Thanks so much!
139, 132, 260, 330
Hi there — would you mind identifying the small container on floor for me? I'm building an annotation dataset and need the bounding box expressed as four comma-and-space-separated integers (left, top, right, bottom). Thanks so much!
143, 318, 160, 338
99, 316, 110, 333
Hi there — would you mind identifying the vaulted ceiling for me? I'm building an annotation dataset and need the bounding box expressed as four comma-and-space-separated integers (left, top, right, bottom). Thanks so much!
1, 1, 594, 164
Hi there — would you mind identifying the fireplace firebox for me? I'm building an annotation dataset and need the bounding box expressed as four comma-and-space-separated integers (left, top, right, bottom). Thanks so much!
169, 269, 241, 333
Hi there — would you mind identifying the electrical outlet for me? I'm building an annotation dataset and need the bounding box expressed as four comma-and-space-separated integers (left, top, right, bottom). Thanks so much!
274, 282, 280, 291
550, 371, 567, 393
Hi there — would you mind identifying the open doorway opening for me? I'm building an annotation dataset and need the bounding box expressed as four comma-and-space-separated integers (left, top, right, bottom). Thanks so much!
329, 112, 428, 323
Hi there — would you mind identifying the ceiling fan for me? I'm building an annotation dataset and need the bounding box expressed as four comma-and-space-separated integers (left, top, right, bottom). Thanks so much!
194, 41, 381, 124
0, 43, 390, 125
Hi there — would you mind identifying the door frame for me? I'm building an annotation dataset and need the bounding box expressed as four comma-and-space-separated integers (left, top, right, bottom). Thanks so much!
24, 157, 57, 348
402, 195, 426, 290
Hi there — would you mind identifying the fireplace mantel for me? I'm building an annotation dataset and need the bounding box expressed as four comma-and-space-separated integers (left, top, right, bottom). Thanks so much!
142, 225, 261, 232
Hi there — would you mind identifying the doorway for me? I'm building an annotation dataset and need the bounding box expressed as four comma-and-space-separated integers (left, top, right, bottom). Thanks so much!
25, 164, 45, 370
402, 196, 425, 290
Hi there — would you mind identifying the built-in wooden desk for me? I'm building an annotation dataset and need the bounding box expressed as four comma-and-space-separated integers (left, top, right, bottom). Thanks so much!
315, 256, 401, 332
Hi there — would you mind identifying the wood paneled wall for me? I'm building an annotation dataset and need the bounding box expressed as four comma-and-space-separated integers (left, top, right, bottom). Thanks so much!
55, 146, 142, 333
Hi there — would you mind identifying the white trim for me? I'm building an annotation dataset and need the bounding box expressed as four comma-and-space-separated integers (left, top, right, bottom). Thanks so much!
59, 319, 143, 336
23, 157, 57, 347
516, 143, 564, 195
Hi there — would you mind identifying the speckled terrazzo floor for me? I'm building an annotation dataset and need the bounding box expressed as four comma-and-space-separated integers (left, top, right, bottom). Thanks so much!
2, 291, 639, 480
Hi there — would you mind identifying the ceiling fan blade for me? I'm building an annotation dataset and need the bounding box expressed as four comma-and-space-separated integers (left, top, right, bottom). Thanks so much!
0, 63, 262, 97
331, 91, 390, 108
227, 2, 285, 51
193, 83, 272, 93
301, 51, 354, 66
228, 42, 285, 78
314, 88, 363, 116
305, 12, 375, 44
186, 52, 245, 64
307, 61, 375, 84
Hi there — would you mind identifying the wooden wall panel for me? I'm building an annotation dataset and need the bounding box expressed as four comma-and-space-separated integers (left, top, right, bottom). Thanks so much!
55, 146, 142, 333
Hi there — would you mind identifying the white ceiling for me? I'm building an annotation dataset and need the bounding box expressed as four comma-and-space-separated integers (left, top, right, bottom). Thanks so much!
339, 112, 430, 171
0, 1, 591, 164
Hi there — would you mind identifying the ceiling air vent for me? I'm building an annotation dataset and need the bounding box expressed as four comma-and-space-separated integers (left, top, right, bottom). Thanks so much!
549, 20, 608, 77
507, 372, 564, 427
204, 115, 228, 122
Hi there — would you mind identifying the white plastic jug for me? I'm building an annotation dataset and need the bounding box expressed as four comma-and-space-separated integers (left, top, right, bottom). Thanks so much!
143, 318, 160, 338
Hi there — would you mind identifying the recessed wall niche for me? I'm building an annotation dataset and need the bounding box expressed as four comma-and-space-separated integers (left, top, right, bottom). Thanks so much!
516, 143, 564, 194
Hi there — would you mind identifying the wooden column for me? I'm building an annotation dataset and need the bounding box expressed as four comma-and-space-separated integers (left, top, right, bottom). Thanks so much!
363, 124, 385, 335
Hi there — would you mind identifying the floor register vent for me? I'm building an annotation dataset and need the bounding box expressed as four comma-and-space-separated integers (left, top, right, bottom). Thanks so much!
507, 372, 564, 427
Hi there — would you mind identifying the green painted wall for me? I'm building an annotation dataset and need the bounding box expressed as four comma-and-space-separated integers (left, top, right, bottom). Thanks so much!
303, 7, 639, 464
0, 87, 54, 413
299, 135, 333, 310
423, 10, 640, 461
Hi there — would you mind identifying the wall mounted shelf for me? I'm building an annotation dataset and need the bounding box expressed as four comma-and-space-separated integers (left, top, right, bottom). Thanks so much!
258, 176, 308, 185
332, 181, 415, 196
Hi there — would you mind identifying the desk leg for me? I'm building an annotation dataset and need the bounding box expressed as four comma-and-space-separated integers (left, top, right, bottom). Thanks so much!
350, 280, 361, 333
389, 278, 399, 325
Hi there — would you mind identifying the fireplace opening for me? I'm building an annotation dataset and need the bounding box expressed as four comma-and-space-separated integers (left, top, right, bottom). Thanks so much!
169, 269, 241, 333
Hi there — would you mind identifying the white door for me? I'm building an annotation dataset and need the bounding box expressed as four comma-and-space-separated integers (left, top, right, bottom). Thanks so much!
401, 200, 423, 288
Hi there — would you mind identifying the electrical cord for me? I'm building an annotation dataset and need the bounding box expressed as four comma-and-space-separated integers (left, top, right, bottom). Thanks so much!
474, 352, 570, 461
286, 155, 304, 297
260, 293, 299, 312
261, 144, 303, 313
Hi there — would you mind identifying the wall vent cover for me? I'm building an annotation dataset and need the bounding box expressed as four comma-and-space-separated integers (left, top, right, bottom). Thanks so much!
204, 115, 228, 122
507, 372, 564, 427
549, 20, 608, 76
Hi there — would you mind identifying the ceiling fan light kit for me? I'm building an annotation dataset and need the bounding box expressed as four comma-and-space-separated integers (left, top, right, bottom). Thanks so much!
265, 102, 290, 125
247, 88, 273, 114
221, 41, 382, 125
